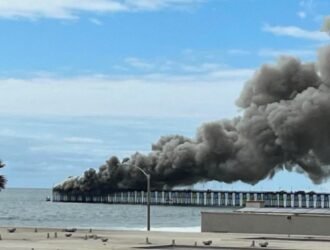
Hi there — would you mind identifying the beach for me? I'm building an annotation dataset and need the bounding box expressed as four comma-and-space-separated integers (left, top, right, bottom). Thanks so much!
0, 227, 330, 250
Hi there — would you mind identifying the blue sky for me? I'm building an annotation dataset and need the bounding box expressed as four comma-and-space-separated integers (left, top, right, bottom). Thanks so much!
0, 0, 330, 190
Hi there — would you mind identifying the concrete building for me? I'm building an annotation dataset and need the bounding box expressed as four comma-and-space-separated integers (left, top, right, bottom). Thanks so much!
201, 207, 330, 236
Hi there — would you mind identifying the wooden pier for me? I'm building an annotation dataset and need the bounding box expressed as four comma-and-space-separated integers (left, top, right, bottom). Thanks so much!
52, 189, 330, 208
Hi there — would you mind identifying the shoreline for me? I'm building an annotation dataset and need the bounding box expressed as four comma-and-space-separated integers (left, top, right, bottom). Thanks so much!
0, 227, 330, 250
0, 224, 201, 232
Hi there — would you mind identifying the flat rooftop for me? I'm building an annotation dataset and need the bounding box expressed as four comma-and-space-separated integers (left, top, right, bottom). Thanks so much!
201, 207, 330, 217
236, 207, 330, 216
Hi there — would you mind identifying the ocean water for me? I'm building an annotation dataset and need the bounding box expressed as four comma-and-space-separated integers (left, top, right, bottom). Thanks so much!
0, 188, 228, 232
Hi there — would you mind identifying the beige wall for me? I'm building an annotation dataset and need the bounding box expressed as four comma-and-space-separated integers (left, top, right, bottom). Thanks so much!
201, 211, 330, 236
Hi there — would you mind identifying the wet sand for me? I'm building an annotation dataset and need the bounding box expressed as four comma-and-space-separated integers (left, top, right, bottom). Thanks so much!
0, 227, 329, 250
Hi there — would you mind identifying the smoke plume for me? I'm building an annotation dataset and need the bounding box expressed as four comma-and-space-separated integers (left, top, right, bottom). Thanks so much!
54, 45, 330, 193
322, 16, 330, 34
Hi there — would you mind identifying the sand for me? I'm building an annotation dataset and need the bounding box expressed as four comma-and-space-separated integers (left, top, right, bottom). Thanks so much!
0, 227, 329, 250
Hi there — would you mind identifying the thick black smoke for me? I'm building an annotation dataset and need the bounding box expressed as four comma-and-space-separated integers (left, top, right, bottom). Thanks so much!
54, 45, 330, 193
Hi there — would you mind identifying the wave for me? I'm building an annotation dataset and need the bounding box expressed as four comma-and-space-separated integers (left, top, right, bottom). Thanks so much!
0, 216, 20, 220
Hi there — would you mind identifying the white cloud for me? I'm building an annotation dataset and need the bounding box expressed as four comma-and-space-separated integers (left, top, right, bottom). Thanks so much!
124, 57, 155, 70
263, 24, 330, 41
0, 128, 54, 140
29, 144, 110, 157
297, 11, 306, 19
258, 48, 315, 58
0, 68, 253, 118
122, 57, 229, 74
0, 0, 202, 20
0, 0, 125, 20
124, 0, 203, 11
64, 137, 104, 144
179, 62, 222, 73
89, 18, 103, 25
227, 49, 251, 55
207, 69, 254, 79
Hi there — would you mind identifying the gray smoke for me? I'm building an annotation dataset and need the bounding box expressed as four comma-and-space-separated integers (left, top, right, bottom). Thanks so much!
54, 45, 330, 193
322, 16, 330, 34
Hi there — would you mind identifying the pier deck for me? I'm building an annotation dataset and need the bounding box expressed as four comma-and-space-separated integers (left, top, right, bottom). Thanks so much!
52, 190, 330, 208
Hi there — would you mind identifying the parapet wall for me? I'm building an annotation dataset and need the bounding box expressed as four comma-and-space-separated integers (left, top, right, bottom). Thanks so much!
201, 211, 330, 236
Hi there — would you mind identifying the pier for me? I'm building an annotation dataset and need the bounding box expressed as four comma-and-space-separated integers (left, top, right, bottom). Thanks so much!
52, 189, 330, 208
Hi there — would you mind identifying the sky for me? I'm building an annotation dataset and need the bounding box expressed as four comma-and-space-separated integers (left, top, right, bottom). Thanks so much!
1, 0, 330, 191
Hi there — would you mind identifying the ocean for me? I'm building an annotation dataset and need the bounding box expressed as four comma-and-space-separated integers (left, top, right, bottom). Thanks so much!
0, 188, 227, 232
